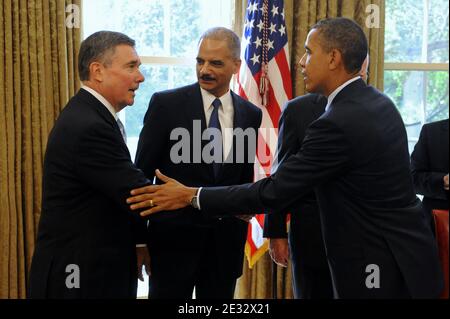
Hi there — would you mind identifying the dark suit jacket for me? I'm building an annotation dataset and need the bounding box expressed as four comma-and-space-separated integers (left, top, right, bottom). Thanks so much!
264, 94, 327, 268
28, 89, 150, 299
200, 79, 444, 298
135, 83, 262, 279
411, 119, 449, 212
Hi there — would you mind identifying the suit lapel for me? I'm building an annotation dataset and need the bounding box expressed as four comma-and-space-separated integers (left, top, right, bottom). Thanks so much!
217, 91, 247, 180
231, 91, 246, 136
185, 83, 207, 130
312, 94, 327, 118
186, 84, 217, 179
78, 89, 123, 138
441, 120, 449, 132
330, 79, 366, 108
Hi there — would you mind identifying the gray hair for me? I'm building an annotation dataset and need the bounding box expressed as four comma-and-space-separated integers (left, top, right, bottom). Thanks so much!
78, 31, 136, 81
199, 27, 241, 60
312, 18, 368, 75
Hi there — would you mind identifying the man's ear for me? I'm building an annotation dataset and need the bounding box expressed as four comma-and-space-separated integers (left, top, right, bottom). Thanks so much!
329, 49, 342, 71
233, 59, 242, 74
89, 62, 104, 82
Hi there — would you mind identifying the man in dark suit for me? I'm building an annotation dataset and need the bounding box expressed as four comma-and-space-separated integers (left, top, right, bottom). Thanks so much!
410, 119, 449, 230
128, 18, 443, 299
28, 31, 150, 299
263, 93, 331, 299
265, 57, 369, 299
134, 27, 262, 299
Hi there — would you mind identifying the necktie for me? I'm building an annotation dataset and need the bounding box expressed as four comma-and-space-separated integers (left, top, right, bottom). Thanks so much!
117, 118, 127, 143
209, 98, 222, 178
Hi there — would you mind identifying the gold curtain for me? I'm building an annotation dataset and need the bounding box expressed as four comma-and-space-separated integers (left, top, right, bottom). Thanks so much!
0, 0, 80, 298
232, 0, 385, 299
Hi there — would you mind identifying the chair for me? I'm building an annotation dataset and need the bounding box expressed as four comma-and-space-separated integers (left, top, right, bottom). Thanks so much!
433, 209, 449, 299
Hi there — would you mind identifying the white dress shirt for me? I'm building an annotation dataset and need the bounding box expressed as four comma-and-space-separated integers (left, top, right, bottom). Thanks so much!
200, 87, 234, 162
195, 88, 236, 210
81, 85, 118, 120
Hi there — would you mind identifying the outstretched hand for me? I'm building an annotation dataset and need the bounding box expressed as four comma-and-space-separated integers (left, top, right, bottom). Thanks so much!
127, 169, 198, 217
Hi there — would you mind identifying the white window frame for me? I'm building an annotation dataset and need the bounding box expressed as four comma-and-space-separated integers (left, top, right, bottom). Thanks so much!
384, 0, 449, 145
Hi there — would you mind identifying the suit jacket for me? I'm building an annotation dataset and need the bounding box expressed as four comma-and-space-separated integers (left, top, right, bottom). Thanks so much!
264, 94, 327, 268
200, 79, 444, 298
28, 89, 150, 299
411, 119, 449, 212
135, 83, 262, 279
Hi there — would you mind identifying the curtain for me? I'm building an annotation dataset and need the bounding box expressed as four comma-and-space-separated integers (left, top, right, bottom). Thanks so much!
0, 0, 80, 298
232, 0, 385, 299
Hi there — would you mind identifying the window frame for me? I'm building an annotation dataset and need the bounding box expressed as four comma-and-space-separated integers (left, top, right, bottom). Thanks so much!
384, 0, 449, 147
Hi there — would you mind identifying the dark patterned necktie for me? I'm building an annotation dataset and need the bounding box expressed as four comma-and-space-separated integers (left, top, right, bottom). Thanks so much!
209, 98, 223, 178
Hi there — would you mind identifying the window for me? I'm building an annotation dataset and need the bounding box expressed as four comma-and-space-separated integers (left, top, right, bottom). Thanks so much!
82, 0, 233, 158
384, 0, 449, 153
82, 0, 233, 298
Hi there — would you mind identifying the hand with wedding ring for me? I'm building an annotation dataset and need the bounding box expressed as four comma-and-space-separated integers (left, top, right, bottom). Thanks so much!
127, 169, 197, 217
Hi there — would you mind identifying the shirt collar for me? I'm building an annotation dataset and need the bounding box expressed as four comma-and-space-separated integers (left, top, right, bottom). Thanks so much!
200, 87, 232, 112
81, 85, 118, 120
325, 76, 361, 112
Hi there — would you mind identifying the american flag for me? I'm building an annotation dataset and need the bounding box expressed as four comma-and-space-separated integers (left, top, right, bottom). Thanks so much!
237, 0, 293, 268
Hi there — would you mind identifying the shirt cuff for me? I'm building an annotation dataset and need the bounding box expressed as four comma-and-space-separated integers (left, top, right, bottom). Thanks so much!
196, 187, 202, 210
136, 244, 147, 248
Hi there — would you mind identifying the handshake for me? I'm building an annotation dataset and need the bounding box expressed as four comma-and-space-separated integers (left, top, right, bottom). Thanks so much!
126, 169, 254, 222
127, 169, 197, 216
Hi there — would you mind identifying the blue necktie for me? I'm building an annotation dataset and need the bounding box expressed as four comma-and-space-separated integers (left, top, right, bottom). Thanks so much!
209, 98, 222, 178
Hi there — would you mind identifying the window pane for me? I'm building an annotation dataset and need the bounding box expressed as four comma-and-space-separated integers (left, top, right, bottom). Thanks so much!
122, 65, 197, 159
384, 70, 449, 152
426, 72, 449, 122
428, 0, 450, 63
83, 0, 232, 57
385, 0, 449, 63
385, 0, 424, 62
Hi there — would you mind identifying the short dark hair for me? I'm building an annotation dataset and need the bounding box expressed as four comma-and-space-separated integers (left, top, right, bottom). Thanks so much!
199, 27, 241, 60
78, 31, 136, 81
311, 18, 368, 74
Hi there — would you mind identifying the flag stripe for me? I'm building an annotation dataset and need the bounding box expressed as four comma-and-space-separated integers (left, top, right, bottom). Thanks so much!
275, 46, 293, 98
267, 82, 282, 127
